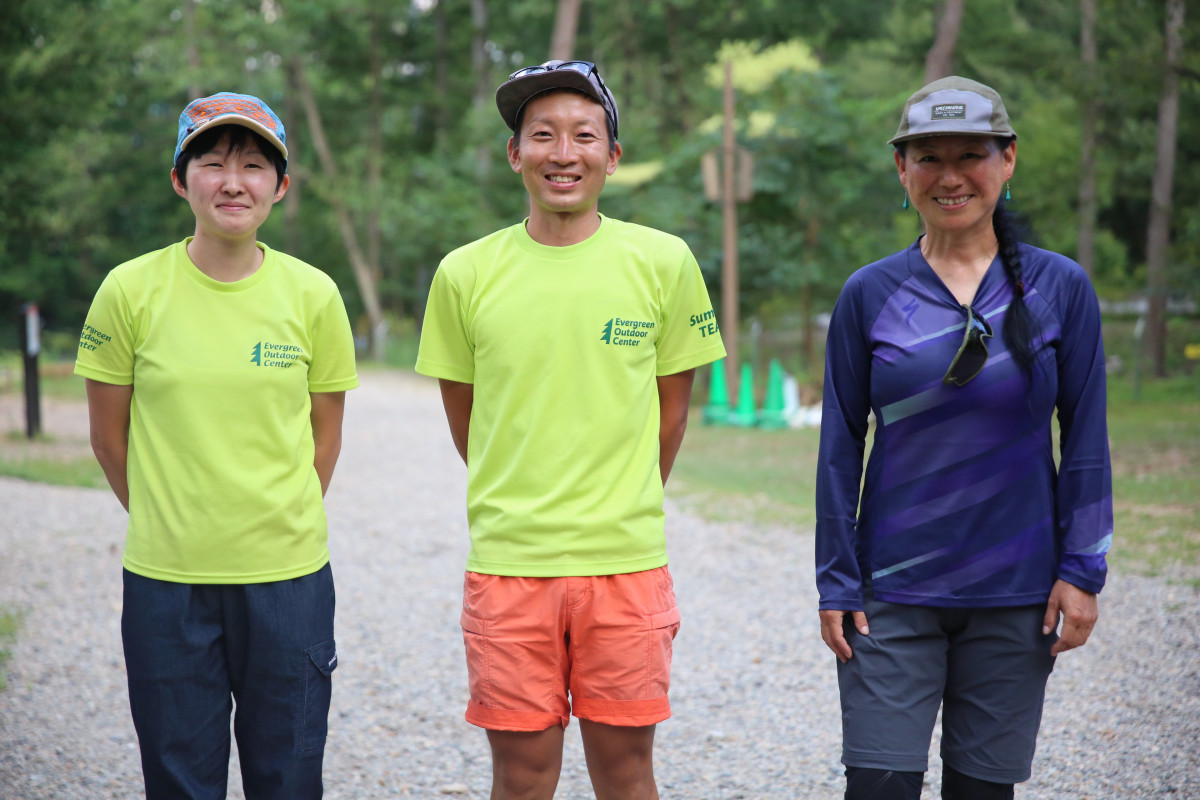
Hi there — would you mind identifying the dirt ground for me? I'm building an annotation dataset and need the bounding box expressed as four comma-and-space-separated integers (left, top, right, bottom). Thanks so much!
0, 391, 93, 462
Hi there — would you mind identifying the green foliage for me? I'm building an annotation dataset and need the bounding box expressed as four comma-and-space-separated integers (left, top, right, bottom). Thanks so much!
1, 0, 1197, 375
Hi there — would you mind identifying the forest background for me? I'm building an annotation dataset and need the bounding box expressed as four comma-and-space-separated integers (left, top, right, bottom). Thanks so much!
1, 0, 1197, 387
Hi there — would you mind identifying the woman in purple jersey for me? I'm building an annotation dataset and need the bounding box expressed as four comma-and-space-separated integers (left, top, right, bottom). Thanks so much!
816, 77, 1113, 800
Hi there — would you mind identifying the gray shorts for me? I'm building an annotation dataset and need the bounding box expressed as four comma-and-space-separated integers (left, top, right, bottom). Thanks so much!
837, 594, 1056, 783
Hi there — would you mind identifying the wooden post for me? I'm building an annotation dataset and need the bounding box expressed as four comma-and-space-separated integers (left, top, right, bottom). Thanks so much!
721, 61, 739, 401
19, 303, 41, 439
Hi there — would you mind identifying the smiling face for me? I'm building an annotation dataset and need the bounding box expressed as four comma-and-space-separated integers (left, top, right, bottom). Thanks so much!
171, 129, 289, 245
507, 90, 621, 225
895, 134, 1016, 239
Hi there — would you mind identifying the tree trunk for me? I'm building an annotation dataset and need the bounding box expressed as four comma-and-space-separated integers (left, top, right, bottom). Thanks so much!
183, 0, 203, 99
1145, 0, 1184, 378
661, 1, 691, 145
283, 72, 302, 255
434, 0, 449, 148
721, 62, 740, 401
289, 55, 388, 360
549, 0, 582, 61
367, 3, 386, 307
924, 0, 964, 83
1076, 0, 1098, 280
471, 0, 491, 181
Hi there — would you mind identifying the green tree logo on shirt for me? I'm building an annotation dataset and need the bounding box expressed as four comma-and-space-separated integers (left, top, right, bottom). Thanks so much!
250, 342, 262, 365
600, 317, 655, 347
600, 319, 614, 343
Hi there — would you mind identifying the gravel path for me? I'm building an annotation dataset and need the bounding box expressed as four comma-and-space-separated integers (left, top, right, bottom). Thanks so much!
1, 369, 1197, 799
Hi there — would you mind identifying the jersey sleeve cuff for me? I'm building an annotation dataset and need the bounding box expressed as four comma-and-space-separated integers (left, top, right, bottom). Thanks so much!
656, 342, 728, 377
415, 358, 474, 383
74, 363, 133, 385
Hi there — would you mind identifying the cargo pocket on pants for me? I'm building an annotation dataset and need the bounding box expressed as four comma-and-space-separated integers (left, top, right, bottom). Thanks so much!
299, 638, 338, 754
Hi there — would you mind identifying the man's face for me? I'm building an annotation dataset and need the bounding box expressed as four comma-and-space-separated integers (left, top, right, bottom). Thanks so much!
172, 130, 289, 243
507, 91, 621, 218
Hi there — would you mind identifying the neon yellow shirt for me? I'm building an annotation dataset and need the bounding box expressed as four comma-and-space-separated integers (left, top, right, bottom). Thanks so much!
416, 217, 726, 576
75, 239, 359, 583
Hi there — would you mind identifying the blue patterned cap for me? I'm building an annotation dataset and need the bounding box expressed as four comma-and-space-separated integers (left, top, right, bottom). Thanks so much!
174, 92, 288, 166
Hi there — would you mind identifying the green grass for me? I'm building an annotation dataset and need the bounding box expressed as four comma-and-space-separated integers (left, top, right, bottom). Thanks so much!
1104, 376, 1200, 583
0, 607, 23, 691
0, 454, 107, 489
671, 419, 822, 527
0, 353, 86, 400
671, 376, 1200, 585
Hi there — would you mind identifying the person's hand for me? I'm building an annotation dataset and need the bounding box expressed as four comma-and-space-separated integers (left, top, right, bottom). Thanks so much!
820, 609, 869, 664
1043, 579, 1099, 656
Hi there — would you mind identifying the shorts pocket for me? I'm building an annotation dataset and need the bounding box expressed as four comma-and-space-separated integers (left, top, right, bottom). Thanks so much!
460, 611, 490, 702
648, 606, 681, 633
299, 638, 337, 754
646, 607, 680, 695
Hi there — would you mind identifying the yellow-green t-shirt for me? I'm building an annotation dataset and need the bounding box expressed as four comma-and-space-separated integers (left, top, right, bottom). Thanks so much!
416, 216, 726, 576
75, 239, 359, 583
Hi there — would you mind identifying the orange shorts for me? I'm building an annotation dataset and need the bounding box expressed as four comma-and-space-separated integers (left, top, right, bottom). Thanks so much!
460, 566, 681, 731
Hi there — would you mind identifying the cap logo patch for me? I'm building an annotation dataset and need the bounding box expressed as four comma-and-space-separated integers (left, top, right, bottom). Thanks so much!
185, 96, 281, 133
931, 103, 967, 120
931, 104, 969, 122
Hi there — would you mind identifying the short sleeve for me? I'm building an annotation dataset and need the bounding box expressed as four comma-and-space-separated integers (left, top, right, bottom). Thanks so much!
655, 248, 727, 376
308, 289, 359, 392
415, 262, 475, 383
74, 273, 135, 385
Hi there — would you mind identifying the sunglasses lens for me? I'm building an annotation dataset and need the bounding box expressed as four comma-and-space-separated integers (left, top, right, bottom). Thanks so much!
943, 307, 992, 386
559, 61, 594, 75
947, 345, 987, 384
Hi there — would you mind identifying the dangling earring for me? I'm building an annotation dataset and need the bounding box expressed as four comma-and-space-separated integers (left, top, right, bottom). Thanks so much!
1004, 182, 1011, 202
902, 192, 910, 210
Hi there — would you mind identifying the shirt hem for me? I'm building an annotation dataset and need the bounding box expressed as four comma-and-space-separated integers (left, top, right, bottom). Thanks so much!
465, 553, 668, 578
871, 589, 1051, 608
122, 553, 331, 585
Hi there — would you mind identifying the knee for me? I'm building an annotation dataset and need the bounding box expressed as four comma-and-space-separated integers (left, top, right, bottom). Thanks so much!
844, 766, 923, 800
489, 730, 563, 799
941, 766, 1014, 800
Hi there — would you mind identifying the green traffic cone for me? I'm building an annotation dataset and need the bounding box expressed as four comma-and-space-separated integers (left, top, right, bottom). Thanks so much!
758, 359, 788, 430
728, 362, 758, 427
702, 358, 729, 425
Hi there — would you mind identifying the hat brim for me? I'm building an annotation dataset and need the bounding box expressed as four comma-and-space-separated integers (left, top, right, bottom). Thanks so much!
177, 114, 289, 161
496, 70, 608, 133
888, 129, 1017, 146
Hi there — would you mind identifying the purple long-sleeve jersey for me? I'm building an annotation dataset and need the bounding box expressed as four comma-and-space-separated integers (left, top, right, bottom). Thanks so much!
816, 239, 1113, 610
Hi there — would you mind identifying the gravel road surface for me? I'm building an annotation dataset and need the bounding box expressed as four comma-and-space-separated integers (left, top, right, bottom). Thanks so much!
1, 369, 1197, 798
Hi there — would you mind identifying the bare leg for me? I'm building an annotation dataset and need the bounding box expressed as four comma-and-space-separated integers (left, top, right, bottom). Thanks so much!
579, 720, 658, 800
487, 727, 565, 800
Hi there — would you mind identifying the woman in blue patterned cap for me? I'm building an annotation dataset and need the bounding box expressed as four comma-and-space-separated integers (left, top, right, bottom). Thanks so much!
815, 76, 1113, 800
76, 92, 358, 799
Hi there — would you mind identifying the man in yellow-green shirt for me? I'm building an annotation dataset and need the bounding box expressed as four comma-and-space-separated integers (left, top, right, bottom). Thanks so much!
417, 60, 725, 799
76, 92, 357, 799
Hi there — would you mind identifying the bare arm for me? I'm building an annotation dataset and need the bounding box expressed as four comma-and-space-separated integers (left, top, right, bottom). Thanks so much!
438, 379, 474, 465
85, 378, 133, 511
310, 391, 346, 496
657, 369, 696, 486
